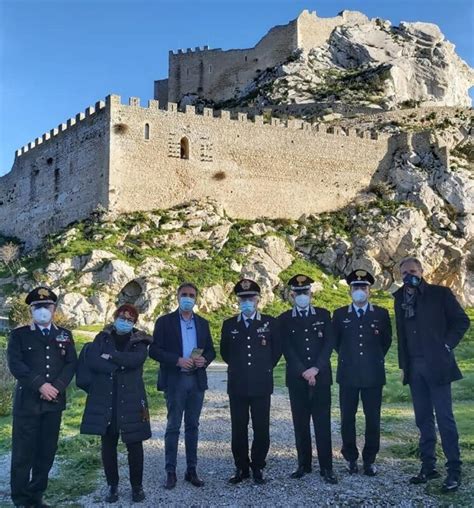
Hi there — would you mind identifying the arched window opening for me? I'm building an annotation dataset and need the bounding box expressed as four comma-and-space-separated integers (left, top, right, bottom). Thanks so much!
180, 137, 189, 159
144, 123, 150, 140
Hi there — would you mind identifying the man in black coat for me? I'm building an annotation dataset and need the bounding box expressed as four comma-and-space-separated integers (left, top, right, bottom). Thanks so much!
278, 274, 337, 484
7, 287, 77, 508
149, 282, 216, 490
394, 257, 470, 493
333, 270, 392, 476
220, 278, 282, 485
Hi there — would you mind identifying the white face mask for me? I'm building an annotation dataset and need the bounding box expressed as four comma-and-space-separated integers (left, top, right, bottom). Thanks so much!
32, 307, 52, 325
351, 289, 368, 304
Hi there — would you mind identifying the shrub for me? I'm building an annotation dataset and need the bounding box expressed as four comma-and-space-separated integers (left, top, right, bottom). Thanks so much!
8, 296, 30, 328
0, 348, 14, 416
113, 123, 128, 134
212, 171, 226, 181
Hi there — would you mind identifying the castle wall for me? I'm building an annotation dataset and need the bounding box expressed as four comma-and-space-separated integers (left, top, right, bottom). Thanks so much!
0, 103, 110, 247
161, 10, 370, 106
108, 95, 393, 219
166, 18, 298, 104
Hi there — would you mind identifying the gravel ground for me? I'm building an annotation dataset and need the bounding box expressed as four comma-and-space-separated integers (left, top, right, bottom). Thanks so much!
75, 364, 442, 507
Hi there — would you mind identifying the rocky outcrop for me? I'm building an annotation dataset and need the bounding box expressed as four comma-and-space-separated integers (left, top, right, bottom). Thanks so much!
220, 15, 473, 111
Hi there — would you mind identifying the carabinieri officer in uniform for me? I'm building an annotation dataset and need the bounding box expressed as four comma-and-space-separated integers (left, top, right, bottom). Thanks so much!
220, 278, 282, 485
278, 274, 337, 485
7, 287, 77, 508
333, 270, 392, 476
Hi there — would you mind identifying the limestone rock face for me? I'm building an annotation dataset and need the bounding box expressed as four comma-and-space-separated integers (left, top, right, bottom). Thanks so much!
229, 15, 473, 110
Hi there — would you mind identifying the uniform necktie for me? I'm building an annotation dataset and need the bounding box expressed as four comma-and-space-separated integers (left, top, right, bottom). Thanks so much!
245, 318, 252, 328
357, 308, 364, 319
300, 311, 307, 318
42, 328, 50, 337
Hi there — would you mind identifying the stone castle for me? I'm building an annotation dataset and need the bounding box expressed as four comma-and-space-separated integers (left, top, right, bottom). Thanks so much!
0, 10, 451, 248
155, 9, 368, 105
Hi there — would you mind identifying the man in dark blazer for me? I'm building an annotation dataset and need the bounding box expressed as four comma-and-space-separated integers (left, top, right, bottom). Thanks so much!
394, 257, 470, 493
220, 278, 282, 485
7, 287, 77, 508
279, 274, 337, 484
333, 270, 392, 476
149, 282, 216, 490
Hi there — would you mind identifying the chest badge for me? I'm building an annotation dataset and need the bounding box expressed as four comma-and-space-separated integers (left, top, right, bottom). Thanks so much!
343, 318, 351, 324
261, 338, 267, 346
231, 329, 239, 335
318, 331, 323, 338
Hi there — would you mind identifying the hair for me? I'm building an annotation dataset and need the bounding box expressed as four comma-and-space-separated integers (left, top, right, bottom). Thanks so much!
177, 282, 199, 296
399, 257, 423, 271
114, 303, 139, 322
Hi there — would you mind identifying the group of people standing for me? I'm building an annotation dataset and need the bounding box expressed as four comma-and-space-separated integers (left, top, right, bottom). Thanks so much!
6, 256, 470, 506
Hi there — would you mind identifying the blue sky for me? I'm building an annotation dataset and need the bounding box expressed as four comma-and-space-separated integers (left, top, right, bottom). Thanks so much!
0, 0, 473, 175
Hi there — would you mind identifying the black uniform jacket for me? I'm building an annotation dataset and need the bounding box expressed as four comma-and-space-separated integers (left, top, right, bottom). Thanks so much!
221, 312, 282, 397
7, 323, 77, 415
279, 306, 334, 387
149, 309, 216, 391
394, 281, 470, 386
333, 303, 392, 387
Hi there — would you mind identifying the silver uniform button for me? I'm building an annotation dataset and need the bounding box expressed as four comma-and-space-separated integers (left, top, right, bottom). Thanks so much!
306, 348, 310, 351
359, 325, 363, 329
46, 355, 50, 359
247, 345, 251, 348
307, 357, 311, 360
305, 329, 308, 332
46, 365, 50, 369
359, 334, 363, 337
248, 353, 251, 357
248, 362, 251, 366
305, 338, 309, 342
360, 352, 363, 355
46, 346, 50, 350
46, 374, 50, 378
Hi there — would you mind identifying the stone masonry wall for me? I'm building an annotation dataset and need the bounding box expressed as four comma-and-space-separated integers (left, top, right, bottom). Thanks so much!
159, 10, 369, 106
108, 95, 393, 219
164, 19, 298, 104
0, 102, 110, 248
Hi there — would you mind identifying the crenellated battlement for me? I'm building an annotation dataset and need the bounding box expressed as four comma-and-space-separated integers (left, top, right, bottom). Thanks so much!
15, 100, 106, 158
169, 45, 217, 55
13, 91, 390, 164
108, 94, 390, 142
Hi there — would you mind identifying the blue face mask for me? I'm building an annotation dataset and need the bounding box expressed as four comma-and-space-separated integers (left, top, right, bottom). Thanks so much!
403, 274, 422, 288
179, 296, 195, 312
240, 300, 255, 317
114, 317, 134, 335
294, 294, 310, 309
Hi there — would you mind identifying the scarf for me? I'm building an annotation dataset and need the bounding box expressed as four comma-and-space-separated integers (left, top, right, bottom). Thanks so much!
401, 286, 417, 319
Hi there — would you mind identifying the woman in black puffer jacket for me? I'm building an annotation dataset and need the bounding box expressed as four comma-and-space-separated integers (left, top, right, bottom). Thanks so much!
80, 304, 152, 504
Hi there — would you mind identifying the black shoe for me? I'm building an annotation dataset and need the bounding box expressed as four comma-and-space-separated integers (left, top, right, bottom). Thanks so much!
132, 486, 145, 502
347, 460, 358, 474
321, 469, 338, 484
228, 468, 250, 484
363, 463, 377, 476
185, 469, 205, 487
441, 473, 461, 493
290, 465, 312, 479
105, 485, 119, 503
409, 469, 441, 484
164, 472, 177, 490
252, 468, 266, 485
